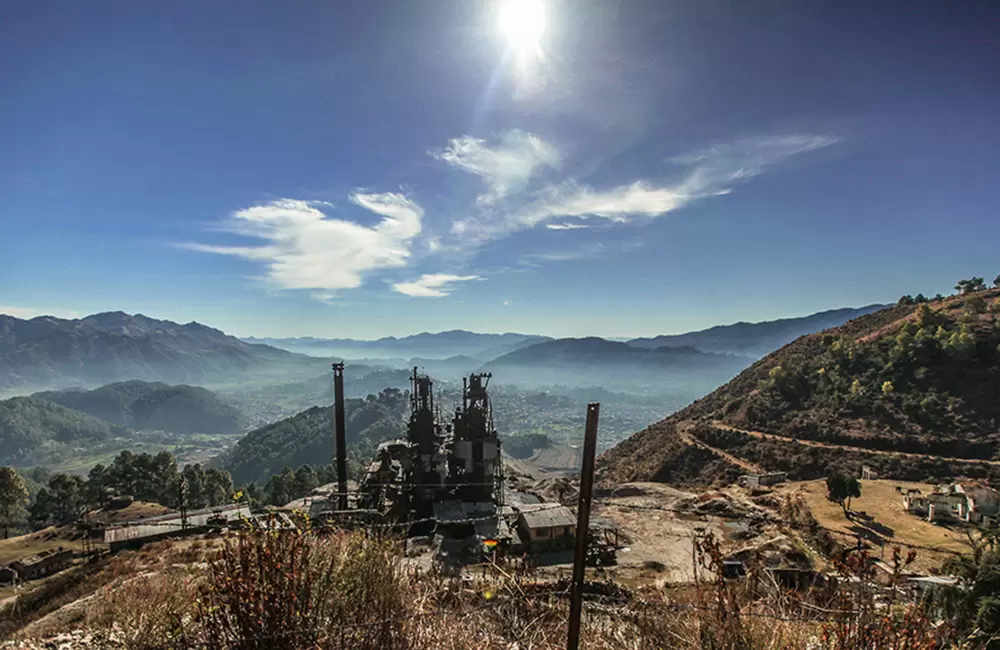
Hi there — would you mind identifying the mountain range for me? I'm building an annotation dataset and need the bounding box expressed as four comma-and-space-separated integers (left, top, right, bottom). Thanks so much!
243, 331, 552, 361
626, 305, 886, 357
482, 337, 752, 393
0, 311, 324, 392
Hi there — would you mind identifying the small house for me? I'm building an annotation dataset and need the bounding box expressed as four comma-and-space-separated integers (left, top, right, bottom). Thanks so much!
5, 547, 73, 581
861, 466, 878, 480
516, 505, 576, 551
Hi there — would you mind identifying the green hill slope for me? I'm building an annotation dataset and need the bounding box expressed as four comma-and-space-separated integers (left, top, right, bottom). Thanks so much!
217, 389, 408, 485
599, 289, 1000, 487
34, 380, 247, 434
0, 397, 131, 466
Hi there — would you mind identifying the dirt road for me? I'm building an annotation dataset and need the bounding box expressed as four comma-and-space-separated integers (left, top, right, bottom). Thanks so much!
710, 421, 1000, 467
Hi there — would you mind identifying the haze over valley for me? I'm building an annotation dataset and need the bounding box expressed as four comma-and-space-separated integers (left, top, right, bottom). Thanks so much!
1, 303, 886, 474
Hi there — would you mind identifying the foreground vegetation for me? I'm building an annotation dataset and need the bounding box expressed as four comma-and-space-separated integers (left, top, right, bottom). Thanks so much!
2, 523, 998, 649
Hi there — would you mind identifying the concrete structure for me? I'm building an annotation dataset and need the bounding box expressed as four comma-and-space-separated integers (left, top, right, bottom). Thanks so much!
861, 466, 879, 480
1, 547, 73, 582
740, 472, 787, 488
516, 504, 576, 551
903, 482, 999, 524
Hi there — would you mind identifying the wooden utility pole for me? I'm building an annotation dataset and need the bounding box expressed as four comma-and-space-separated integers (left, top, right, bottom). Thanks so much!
567, 402, 600, 650
332, 362, 348, 511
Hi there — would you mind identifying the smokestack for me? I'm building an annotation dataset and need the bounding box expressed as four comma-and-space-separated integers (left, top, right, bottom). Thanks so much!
332, 362, 348, 511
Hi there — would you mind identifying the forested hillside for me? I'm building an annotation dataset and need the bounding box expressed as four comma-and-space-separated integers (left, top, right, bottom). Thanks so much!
0, 397, 130, 466
218, 389, 409, 485
34, 380, 247, 434
599, 284, 1000, 487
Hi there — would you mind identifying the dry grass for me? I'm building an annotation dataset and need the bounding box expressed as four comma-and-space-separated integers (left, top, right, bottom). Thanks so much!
0, 527, 84, 566
781, 479, 969, 571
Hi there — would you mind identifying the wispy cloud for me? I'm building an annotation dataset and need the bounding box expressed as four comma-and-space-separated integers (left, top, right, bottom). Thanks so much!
183, 195, 423, 299
450, 132, 838, 242
546, 222, 592, 230
392, 273, 479, 298
0, 305, 81, 319
433, 130, 560, 205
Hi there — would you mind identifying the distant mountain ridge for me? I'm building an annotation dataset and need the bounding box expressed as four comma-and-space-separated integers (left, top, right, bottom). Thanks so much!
243, 330, 552, 360
627, 305, 887, 357
0, 311, 322, 391
481, 337, 752, 394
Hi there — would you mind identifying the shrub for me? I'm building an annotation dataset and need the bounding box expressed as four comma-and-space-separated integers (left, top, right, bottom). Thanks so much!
196, 529, 406, 650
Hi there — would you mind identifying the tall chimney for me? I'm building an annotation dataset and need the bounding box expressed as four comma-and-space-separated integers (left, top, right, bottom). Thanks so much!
332, 362, 348, 511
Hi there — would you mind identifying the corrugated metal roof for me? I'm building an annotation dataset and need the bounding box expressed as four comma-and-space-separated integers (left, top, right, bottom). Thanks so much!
104, 505, 252, 544
518, 506, 576, 529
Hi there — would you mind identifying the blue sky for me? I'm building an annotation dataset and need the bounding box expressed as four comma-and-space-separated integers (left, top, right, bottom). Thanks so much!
2, 0, 998, 339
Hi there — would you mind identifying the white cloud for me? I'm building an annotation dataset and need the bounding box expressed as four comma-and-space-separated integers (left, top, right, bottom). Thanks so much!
517, 181, 691, 227
451, 133, 838, 241
391, 273, 479, 298
183, 195, 423, 299
546, 222, 592, 230
0, 305, 81, 319
434, 130, 560, 205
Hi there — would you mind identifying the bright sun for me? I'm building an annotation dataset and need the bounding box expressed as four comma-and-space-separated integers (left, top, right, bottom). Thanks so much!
496, 0, 547, 56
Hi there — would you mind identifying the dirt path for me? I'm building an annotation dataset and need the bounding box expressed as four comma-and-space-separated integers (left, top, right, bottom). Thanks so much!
710, 422, 1000, 467
677, 421, 764, 473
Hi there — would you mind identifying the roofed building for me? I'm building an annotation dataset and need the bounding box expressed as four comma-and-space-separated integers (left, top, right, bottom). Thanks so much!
516, 505, 576, 551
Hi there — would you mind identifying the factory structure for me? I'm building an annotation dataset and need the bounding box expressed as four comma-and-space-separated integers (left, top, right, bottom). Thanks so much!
318, 367, 611, 565
344, 370, 512, 561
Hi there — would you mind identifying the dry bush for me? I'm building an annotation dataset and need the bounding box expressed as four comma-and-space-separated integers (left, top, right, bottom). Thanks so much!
84, 569, 202, 649
194, 529, 407, 650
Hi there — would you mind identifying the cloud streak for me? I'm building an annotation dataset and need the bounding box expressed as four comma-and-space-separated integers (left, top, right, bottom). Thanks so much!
183, 195, 423, 298
433, 130, 560, 205
392, 273, 480, 298
450, 132, 838, 242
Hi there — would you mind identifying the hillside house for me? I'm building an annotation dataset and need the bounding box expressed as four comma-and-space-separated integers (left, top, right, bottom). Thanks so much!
903, 482, 999, 524
0, 547, 73, 582
516, 505, 576, 551
740, 472, 787, 488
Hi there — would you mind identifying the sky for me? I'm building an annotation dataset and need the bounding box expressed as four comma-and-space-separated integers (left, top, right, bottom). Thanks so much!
2, 0, 999, 339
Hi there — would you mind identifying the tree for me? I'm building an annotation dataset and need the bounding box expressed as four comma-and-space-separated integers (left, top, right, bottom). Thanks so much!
47, 474, 86, 522
826, 473, 862, 517
265, 467, 296, 506
956, 277, 987, 295
203, 468, 233, 507
293, 465, 319, 500
0, 467, 29, 538
964, 295, 987, 317
995, 273, 1000, 289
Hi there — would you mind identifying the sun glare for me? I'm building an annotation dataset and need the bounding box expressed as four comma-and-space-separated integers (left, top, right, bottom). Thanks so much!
497, 0, 547, 57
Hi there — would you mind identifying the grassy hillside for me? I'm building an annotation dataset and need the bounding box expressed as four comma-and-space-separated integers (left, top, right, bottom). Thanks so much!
0, 397, 131, 466
217, 388, 408, 485
599, 289, 1000, 487
35, 380, 247, 434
